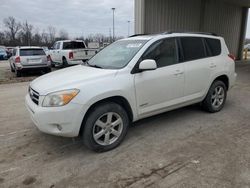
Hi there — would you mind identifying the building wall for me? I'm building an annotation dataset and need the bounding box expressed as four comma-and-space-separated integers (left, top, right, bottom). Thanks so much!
135, 0, 247, 58
202, 0, 242, 56
144, 0, 202, 33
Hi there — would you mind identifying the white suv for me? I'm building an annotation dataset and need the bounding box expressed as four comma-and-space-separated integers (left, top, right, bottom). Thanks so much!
25, 32, 237, 152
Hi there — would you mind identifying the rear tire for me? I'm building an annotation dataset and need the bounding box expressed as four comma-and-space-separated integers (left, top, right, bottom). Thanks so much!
15, 69, 21, 77
83, 102, 129, 152
46, 67, 51, 73
202, 80, 227, 113
62, 57, 68, 68
10, 64, 15, 72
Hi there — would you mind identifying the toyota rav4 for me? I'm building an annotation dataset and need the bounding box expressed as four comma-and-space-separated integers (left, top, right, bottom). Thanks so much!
25, 32, 237, 152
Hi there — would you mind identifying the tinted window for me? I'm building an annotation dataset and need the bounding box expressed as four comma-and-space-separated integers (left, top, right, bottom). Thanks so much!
142, 38, 178, 68
52, 42, 57, 49
13, 49, 16, 56
56, 42, 60, 49
205, 38, 221, 56
63, 41, 86, 49
180, 37, 206, 61
20, 49, 46, 56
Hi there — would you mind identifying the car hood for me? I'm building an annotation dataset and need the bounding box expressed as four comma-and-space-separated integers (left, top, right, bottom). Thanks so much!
30, 65, 118, 95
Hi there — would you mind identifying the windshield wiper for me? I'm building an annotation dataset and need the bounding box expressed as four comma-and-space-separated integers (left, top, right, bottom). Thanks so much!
85, 61, 103, 69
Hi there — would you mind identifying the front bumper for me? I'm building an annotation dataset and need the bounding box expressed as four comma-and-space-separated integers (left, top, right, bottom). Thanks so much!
25, 94, 85, 137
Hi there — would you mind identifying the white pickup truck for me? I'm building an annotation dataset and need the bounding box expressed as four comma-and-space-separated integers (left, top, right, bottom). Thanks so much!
49, 40, 98, 67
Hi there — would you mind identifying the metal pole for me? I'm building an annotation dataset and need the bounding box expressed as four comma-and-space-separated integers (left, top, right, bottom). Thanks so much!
112, 8, 115, 42
127, 21, 130, 37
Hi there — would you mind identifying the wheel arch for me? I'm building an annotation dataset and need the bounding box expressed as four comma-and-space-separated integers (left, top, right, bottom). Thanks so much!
213, 74, 229, 90
79, 96, 134, 135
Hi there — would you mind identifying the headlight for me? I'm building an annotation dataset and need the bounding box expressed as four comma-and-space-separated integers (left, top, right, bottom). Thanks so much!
42, 89, 79, 107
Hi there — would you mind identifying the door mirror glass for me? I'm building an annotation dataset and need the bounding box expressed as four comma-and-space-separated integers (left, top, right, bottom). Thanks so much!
139, 59, 157, 71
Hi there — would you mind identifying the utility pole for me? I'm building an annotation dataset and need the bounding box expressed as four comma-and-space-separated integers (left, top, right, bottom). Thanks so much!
111, 8, 115, 42
127, 20, 130, 37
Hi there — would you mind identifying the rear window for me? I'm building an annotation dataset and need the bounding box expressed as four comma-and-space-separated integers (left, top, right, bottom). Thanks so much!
20, 49, 45, 56
63, 41, 86, 49
205, 38, 221, 56
180, 37, 206, 61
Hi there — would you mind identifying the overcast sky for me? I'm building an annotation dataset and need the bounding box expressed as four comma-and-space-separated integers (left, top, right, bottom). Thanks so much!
0, 0, 134, 38
0, 1, 250, 38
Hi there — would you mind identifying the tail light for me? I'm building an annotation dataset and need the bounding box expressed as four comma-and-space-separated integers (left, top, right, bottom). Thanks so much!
228, 54, 236, 61
15, 56, 21, 63
47, 55, 51, 62
69, 52, 74, 59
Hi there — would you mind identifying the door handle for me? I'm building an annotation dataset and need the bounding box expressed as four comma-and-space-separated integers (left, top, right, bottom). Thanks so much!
174, 70, 184, 76
210, 63, 216, 68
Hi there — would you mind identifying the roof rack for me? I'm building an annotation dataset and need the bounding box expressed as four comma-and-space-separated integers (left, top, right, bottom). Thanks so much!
162, 31, 218, 36
129, 34, 149, 38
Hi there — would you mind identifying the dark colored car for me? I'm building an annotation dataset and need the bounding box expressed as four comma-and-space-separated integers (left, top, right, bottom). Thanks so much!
0, 49, 8, 60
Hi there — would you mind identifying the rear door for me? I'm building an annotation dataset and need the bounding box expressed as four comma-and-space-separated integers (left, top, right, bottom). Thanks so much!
180, 37, 217, 99
20, 48, 47, 66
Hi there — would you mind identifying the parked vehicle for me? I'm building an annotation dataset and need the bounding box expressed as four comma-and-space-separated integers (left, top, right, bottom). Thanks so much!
9, 46, 51, 77
244, 44, 250, 51
0, 49, 8, 60
48, 40, 98, 67
6, 47, 14, 58
26, 32, 237, 152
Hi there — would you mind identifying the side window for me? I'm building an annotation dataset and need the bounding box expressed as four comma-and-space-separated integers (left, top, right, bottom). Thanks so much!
12, 49, 16, 56
56, 42, 61, 49
142, 38, 178, 68
52, 42, 57, 49
205, 38, 221, 56
180, 37, 206, 61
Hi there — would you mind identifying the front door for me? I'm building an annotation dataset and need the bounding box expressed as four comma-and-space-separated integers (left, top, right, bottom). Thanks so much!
134, 38, 184, 116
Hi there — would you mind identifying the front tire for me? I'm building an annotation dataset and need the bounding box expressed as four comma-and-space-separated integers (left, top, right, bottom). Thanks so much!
83, 102, 129, 152
202, 80, 227, 113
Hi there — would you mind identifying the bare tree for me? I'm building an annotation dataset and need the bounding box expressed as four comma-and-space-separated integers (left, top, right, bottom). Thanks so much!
32, 28, 42, 46
41, 30, 49, 45
3, 16, 21, 42
47, 26, 56, 45
0, 31, 5, 45
58, 29, 69, 40
20, 21, 33, 45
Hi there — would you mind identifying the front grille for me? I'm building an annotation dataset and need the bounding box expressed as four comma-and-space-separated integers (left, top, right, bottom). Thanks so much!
29, 87, 39, 105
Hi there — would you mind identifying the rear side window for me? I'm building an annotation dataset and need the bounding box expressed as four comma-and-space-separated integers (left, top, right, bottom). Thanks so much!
63, 41, 86, 49
142, 38, 178, 68
180, 37, 206, 61
20, 49, 46, 56
205, 38, 221, 56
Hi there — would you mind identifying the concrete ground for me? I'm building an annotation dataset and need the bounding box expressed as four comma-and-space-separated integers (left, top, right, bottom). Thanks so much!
0, 61, 250, 188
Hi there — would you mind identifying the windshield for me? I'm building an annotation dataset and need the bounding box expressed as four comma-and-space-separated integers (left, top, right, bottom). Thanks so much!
87, 40, 148, 69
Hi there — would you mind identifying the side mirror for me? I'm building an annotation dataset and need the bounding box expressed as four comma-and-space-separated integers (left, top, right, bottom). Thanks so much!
139, 59, 157, 71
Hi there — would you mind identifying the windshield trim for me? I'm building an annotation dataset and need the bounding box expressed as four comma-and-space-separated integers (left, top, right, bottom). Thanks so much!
83, 39, 149, 70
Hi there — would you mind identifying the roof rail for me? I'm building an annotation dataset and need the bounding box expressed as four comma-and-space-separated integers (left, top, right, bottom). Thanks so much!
162, 31, 218, 36
129, 34, 148, 38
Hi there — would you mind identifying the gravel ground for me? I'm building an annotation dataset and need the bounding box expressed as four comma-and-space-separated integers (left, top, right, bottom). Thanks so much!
0, 62, 250, 188
0, 60, 57, 84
